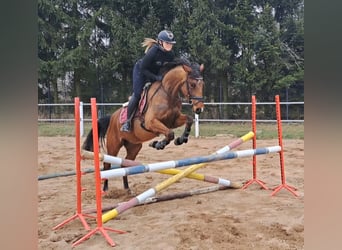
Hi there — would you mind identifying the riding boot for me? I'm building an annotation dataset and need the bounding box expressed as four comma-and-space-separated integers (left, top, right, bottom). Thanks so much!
121, 95, 139, 132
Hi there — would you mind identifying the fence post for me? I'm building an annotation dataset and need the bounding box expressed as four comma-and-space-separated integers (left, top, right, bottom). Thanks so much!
195, 113, 199, 138
80, 101, 84, 137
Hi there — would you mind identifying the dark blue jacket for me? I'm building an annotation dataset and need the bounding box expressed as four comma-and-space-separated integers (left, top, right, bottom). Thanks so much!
139, 44, 175, 82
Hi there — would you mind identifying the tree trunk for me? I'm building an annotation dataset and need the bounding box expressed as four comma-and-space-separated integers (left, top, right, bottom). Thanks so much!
74, 69, 81, 98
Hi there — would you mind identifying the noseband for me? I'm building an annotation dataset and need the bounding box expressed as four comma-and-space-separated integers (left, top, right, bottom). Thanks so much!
185, 77, 204, 104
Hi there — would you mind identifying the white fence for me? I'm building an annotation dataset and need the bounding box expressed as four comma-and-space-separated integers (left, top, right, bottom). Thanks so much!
38, 101, 304, 137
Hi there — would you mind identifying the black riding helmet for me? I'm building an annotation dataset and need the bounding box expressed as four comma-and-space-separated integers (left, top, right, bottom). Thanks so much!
157, 30, 176, 44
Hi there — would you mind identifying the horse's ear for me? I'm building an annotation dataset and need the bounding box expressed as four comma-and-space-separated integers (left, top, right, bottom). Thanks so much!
200, 64, 204, 72
182, 64, 192, 73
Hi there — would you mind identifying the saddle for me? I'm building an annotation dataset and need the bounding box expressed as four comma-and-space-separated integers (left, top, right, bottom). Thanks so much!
119, 82, 151, 124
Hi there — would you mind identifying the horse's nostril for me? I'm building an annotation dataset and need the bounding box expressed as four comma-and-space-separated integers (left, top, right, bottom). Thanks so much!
195, 108, 202, 114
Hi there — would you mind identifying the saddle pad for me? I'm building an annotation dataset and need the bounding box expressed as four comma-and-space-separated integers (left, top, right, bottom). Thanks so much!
119, 91, 148, 124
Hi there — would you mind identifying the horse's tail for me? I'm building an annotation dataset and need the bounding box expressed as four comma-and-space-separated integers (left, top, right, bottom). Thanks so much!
82, 115, 111, 151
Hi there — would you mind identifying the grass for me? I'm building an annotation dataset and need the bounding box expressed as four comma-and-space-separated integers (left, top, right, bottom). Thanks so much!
38, 122, 304, 140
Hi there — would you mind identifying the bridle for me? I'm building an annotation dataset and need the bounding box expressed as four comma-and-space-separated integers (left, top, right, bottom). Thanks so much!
184, 76, 204, 104
151, 64, 205, 105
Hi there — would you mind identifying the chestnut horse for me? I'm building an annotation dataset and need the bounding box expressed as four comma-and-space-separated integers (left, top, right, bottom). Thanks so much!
82, 60, 205, 192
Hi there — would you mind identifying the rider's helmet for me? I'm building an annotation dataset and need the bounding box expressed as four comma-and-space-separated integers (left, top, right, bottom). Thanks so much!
157, 30, 176, 44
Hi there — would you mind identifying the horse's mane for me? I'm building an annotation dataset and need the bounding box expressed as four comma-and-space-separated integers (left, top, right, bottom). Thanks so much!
159, 58, 192, 76
160, 58, 203, 79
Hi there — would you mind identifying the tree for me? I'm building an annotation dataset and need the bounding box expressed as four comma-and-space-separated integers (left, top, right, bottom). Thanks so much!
38, 0, 304, 121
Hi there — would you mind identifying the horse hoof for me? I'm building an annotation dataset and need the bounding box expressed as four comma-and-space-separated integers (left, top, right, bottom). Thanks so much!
156, 142, 165, 150
103, 182, 109, 192
127, 189, 136, 196
174, 137, 182, 145
149, 141, 158, 148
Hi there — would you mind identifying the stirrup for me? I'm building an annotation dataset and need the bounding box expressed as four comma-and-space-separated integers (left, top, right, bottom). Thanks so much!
120, 121, 131, 132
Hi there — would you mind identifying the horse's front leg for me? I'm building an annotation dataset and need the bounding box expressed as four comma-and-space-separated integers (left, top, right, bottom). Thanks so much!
149, 131, 174, 150
174, 114, 193, 146
146, 118, 175, 150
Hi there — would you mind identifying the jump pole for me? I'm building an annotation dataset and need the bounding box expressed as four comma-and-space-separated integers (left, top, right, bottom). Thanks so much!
157, 168, 239, 186
144, 185, 232, 203
81, 150, 141, 168
84, 131, 256, 215
102, 132, 255, 223
38, 164, 123, 181
78, 153, 236, 186
81, 133, 254, 185
72, 98, 126, 248
83, 185, 234, 214
100, 146, 281, 180
242, 95, 269, 190
156, 131, 255, 184
271, 95, 298, 197
101, 146, 281, 222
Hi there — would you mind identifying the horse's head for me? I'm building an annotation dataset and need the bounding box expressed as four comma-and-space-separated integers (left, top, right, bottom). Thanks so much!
181, 62, 205, 114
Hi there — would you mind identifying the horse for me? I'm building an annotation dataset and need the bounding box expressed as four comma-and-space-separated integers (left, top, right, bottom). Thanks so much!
82, 59, 205, 193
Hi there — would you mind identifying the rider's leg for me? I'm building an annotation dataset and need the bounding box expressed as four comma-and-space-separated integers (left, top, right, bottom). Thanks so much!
121, 61, 144, 132
120, 95, 139, 132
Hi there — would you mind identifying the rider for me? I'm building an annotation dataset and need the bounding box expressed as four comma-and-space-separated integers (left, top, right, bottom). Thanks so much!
120, 30, 177, 132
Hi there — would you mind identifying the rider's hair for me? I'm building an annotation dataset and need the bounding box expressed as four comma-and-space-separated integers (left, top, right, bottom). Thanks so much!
141, 38, 158, 54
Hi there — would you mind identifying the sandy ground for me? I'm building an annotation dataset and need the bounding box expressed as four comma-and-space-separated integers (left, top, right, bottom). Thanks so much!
38, 135, 304, 250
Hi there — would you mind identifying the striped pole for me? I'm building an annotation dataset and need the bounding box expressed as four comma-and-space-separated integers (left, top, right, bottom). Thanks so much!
100, 146, 281, 180
102, 132, 254, 223
156, 131, 255, 185
81, 133, 253, 185
81, 132, 253, 184
83, 185, 233, 214
144, 185, 232, 203
156, 169, 241, 188
81, 150, 141, 167
38, 164, 121, 181
102, 163, 208, 222
102, 146, 281, 223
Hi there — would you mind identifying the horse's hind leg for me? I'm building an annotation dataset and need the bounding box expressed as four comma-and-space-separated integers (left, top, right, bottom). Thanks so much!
174, 115, 193, 145
103, 132, 123, 192
102, 162, 111, 192
123, 141, 142, 194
